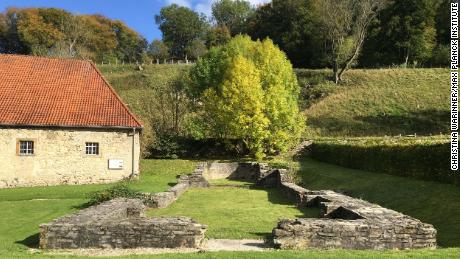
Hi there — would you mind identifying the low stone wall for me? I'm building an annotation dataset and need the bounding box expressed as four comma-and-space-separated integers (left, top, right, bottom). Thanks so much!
255, 169, 307, 206
262, 172, 438, 250
40, 166, 211, 250
39, 198, 206, 249
144, 168, 210, 209
273, 217, 436, 250
201, 161, 270, 181
198, 161, 437, 250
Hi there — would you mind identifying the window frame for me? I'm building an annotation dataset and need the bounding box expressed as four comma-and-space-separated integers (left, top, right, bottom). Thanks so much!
85, 142, 100, 155
17, 140, 35, 156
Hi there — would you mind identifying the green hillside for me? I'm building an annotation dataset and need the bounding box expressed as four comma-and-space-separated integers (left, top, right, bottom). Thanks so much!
298, 68, 449, 137
98, 64, 191, 156
98, 65, 449, 155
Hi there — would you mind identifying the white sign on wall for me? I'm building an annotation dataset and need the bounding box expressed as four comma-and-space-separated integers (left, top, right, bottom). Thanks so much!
108, 159, 124, 170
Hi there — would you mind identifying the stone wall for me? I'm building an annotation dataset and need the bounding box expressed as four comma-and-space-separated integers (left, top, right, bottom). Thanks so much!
259, 170, 438, 250
199, 161, 437, 250
40, 198, 206, 249
273, 217, 436, 250
0, 127, 140, 188
201, 161, 269, 181
143, 168, 210, 208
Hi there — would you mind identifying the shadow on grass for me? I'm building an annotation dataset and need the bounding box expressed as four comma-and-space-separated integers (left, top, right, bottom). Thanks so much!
307, 109, 449, 136
248, 232, 274, 242
265, 187, 321, 218
167, 182, 177, 187
356, 110, 449, 135
72, 201, 93, 210
16, 233, 39, 248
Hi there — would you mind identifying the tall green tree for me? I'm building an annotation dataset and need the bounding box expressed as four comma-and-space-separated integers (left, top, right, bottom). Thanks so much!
212, 0, 253, 36
188, 35, 305, 158
246, 0, 322, 68
430, 0, 450, 66
205, 25, 231, 47
148, 39, 169, 61
155, 4, 208, 59
311, 0, 388, 83
185, 39, 207, 60
112, 20, 147, 62
360, 0, 440, 67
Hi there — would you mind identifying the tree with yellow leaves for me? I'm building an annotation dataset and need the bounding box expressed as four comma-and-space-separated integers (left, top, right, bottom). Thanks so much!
188, 35, 305, 158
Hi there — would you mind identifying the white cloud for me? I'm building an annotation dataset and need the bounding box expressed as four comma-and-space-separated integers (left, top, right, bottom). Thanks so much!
162, 0, 271, 18
165, 0, 192, 8
246, 0, 271, 6
195, 0, 213, 17
193, 0, 271, 18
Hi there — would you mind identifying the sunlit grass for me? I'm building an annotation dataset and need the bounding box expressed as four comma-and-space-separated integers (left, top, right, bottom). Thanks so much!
149, 186, 319, 239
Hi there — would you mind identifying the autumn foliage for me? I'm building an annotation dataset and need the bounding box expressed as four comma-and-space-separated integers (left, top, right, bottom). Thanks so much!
188, 35, 305, 158
0, 7, 146, 62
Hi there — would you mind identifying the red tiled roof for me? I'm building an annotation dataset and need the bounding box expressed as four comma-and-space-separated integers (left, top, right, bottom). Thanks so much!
0, 54, 142, 129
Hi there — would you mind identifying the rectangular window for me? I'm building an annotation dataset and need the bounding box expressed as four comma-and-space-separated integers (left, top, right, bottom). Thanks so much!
85, 142, 99, 155
19, 141, 34, 155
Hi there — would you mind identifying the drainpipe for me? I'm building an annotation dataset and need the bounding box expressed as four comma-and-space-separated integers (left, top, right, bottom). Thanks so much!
131, 128, 136, 178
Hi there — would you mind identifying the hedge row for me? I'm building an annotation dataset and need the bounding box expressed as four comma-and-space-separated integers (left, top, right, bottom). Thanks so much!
149, 136, 250, 159
310, 137, 457, 185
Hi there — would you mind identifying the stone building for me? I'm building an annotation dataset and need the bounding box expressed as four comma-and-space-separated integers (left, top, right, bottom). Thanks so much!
0, 54, 142, 188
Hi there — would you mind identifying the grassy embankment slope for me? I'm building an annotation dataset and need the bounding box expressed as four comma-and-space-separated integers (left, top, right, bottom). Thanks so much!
99, 65, 449, 139
98, 64, 191, 156
297, 68, 449, 137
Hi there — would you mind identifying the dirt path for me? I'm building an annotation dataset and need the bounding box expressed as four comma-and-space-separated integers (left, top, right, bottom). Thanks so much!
41, 239, 272, 257
204, 239, 271, 251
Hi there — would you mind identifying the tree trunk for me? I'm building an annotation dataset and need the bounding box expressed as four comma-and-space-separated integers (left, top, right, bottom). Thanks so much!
174, 91, 179, 134
404, 50, 410, 68
333, 60, 339, 84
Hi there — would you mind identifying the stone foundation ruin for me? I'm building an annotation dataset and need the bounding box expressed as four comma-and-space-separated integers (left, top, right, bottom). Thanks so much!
200, 161, 437, 250
39, 198, 206, 249
39, 161, 436, 251
40, 168, 210, 250
142, 168, 209, 208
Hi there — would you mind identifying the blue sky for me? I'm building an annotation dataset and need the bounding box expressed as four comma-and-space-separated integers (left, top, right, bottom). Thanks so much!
0, 0, 270, 42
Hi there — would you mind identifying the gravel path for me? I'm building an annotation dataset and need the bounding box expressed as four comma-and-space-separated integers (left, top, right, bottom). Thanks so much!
40, 239, 272, 256
204, 239, 271, 251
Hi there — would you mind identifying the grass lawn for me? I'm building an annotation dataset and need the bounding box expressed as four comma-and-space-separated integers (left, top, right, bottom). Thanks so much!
295, 157, 460, 248
0, 159, 459, 258
0, 159, 195, 258
149, 185, 319, 239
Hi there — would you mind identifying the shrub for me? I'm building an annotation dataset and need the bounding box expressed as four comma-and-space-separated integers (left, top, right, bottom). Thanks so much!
310, 137, 456, 185
149, 132, 181, 159
149, 136, 249, 159
86, 181, 143, 206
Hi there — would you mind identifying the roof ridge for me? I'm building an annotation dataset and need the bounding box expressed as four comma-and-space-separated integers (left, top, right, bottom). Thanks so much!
88, 61, 143, 128
0, 53, 90, 63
